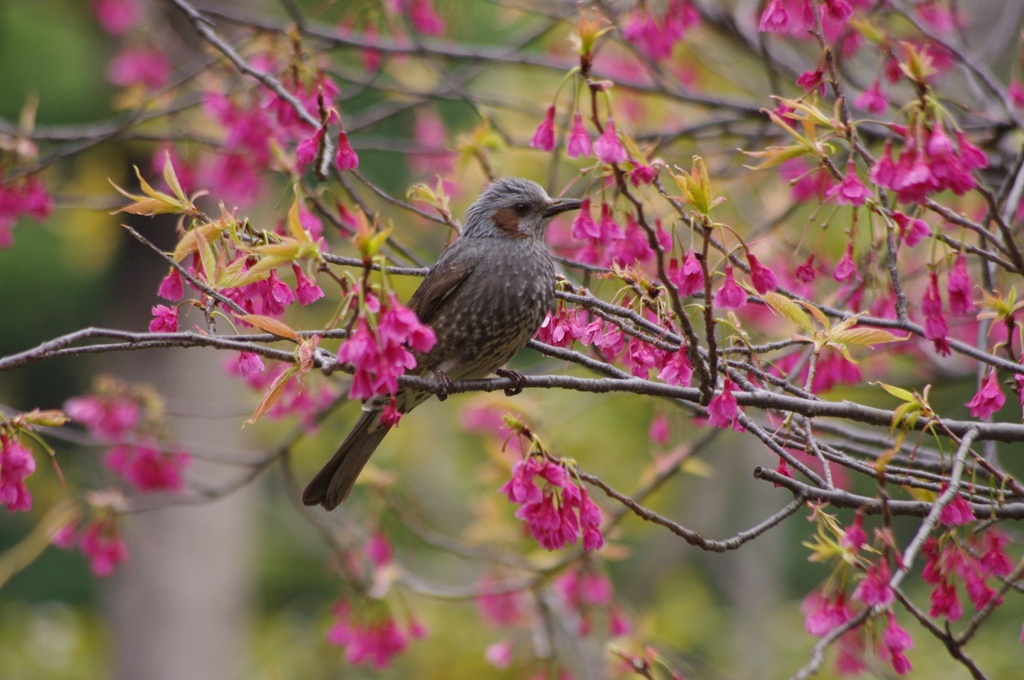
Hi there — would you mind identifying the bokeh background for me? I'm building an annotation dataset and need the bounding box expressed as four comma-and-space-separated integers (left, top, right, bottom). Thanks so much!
2, 1, 1024, 679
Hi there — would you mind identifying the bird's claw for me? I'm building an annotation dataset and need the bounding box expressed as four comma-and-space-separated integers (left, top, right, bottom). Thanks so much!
432, 368, 454, 401
496, 368, 527, 396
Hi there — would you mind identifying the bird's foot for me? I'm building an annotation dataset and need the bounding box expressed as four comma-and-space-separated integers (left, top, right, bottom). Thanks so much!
496, 368, 527, 397
432, 367, 455, 401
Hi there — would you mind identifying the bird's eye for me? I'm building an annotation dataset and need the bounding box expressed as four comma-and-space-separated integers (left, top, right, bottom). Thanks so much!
513, 202, 530, 215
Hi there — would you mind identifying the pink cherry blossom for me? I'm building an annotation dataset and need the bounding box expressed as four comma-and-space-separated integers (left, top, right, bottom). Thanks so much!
566, 113, 592, 158
477, 577, 527, 627
235, 351, 266, 379
707, 377, 740, 429
108, 47, 170, 90
852, 559, 894, 606
965, 370, 1005, 419
0, 436, 36, 512
149, 305, 179, 333
65, 394, 140, 441
714, 265, 747, 309
597, 203, 624, 243
292, 265, 325, 306
840, 513, 867, 551
594, 119, 627, 164
335, 131, 360, 171
326, 602, 412, 669
530, 106, 556, 152
891, 211, 931, 247
758, 0, 789, 33
93, 0, 140, 35
485, 639, 514, 669
801, 589, 853, 637
922, 272, 950, 355
855, 80, 888, 115
409, 0, 445, 35
501, 457, 603, 551
657, 350, 693, 387
929, 579, 962, 621
105, 442, 189, 492
746, 253, 778, 294
827, 161, 871, 206
980, 530, 1014, 577
570, 199, 600, 240
668, 250, 704, 296
883, 613, 914, 675
157, 268, 184, 301
946, 254, 973, 314
648, 413, 671, 445
296, 127, 324, 167
79, 517, 129, 577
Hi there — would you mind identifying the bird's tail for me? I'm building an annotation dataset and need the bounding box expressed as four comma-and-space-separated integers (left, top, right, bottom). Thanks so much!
301, 409, 391, 510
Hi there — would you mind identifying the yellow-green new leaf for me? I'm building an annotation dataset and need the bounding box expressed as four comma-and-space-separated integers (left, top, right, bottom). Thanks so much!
762, 291, 814, 332
238, 314, 300, 341
829, 327, 908, 346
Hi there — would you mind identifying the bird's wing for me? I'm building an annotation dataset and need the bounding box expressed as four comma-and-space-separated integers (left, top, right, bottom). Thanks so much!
407, 250, 478, 324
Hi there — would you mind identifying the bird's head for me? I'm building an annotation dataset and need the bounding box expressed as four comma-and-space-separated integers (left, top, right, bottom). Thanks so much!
461, 177, 581, 240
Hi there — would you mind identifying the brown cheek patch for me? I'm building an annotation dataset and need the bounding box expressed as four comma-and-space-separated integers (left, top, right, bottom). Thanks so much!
491, 208, 528, 238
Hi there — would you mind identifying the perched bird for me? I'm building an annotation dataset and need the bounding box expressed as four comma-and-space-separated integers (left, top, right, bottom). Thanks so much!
302, 177, 581, 510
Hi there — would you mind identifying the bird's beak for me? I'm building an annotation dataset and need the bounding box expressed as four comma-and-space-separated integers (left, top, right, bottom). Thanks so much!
542, 198, 583, 217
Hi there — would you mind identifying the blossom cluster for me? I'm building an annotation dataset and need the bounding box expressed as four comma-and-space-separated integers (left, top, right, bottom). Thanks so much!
53, 515, 130, 577
326, 601, 426, 670
65, 383, 191, 494
0, 435, 36, 512
499, 456, 603, 552
0, 175, 53, 249
336, 292, 437, 401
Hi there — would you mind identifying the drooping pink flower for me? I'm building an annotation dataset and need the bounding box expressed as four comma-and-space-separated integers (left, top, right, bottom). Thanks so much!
236, 351, 265, 379
802, 589, 853, 637
965, 370, 1005, 419
657, 350, 693, 387
714, 265, 746, 309
570, 198, 600, 240
946, 254, 973, 314
409, 0, 445, 36
852, 559, 894, 607
965, 571, 997, 610
296, 127, 324, 167
630, 163, 656, 186
980, 530, 1014, 577
485, 639, 514, 669
476, 577, 527, 627
796, 69, 826, 97
380, 398, 402, 427
833, 243, 859, 282
891, 211, 931, 247
502, 457, 603, 552
855, 80, 888, 115
827, 161, 871, 206
365, 532, 393, 568
758, 0, 789, 33
597, 203, 625, 243
882, 613, 914, 675
566, 113, 592, 158
746, 253, 778, 294
64, 394, 140, 441
938, 486, 976, 526
821, 0, 853, 23
648, 413, 671, 445
921, 272, 950, 355
928, 579, 963, 621
157, 268, 184, 301
668, 250, 704, 296
107, 47, 170, 90
840, 513, 867, 551
594, 119, 627, 164
326, 602, 413, 669
707, 377, 740, 429
335, 131, 360, 171
79, 517, 129, 577
292, 264, 325, 306
530, 106, 556, 152
149, 304, 179, 333
105, 443, 189, 492
868, 139, 897, 188
93, 0, 140, 35
0, 436, 36, 512
795, 255, 817, 283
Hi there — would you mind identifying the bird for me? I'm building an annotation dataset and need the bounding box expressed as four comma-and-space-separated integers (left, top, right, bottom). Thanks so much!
302, 177, 581, 510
